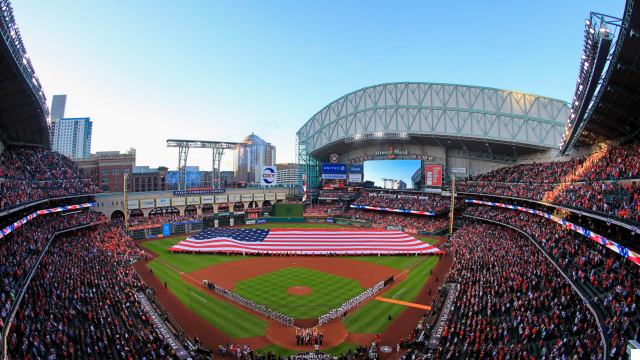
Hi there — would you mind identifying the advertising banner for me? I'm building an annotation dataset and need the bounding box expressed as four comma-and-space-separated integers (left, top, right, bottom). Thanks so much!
404, 228, 418, 234
322, 164, 346, 174
187, 196, 200, 205
214, 220, 219, 228
350, 205, 435, 216
425, 165, 443, 186
173, 188, 225, 195
127, 200, 139, 209
254, 193, 264, 201
348, 165, 363, 173
228, 194, 240, 202
202, 195, 215, 204
156, 198, 171, 207
218, 212, 230, 216
140, 199, 155, 209
215, 195, 228, 203
127, 224, 162, 230
451, 167, 467, 174
418, 230, 435, 236
162, 224, 171, 237
386, 226, 403, 231
265, 193, 275, 200
172, 197, 186, 206
322, 174, 347, 180
372, 224, 385, 229
257, 219, 267, 223
348, 174, 362, 183
276, 193, 286, 200
336, 220, 351, 225
246, 220, 256, 225
326, 218, 334, 223
230, 218, 234, 226
259, 166, 278, 186
241, 194, 253, 202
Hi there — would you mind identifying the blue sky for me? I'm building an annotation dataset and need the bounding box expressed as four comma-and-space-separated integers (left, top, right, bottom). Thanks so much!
14, 0, 625, 177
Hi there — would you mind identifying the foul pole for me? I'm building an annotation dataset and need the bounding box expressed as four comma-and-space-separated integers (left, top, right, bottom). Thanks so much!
450, 175, 455, 235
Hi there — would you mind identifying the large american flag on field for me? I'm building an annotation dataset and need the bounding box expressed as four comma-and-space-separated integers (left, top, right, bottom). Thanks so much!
168, 229, 441, 255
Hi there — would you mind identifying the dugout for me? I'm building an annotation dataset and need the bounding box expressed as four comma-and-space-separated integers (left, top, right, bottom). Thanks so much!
273, 203, 303, 217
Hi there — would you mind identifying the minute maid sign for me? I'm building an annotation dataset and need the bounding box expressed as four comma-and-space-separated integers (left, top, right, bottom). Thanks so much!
376, 147, 408, 159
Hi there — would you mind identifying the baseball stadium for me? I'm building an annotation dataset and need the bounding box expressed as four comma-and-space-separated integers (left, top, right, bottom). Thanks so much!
0, 1, 639, 360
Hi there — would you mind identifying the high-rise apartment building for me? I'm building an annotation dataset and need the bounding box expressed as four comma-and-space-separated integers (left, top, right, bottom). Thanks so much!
51, 117, 93, 159
233, 133, 276, 183
276, 163, 299, 184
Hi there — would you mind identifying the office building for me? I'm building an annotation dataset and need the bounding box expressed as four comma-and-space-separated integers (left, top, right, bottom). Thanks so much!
233, 133, 276, 183
51, 117, 93, 159
74, 149, 136, 192
49, 95, 67, 144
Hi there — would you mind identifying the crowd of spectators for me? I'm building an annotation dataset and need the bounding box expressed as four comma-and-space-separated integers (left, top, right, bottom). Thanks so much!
458, 181, 640, 223
465, 205, 640, 358
439, 222, 605, 359
471, 141, 640, 184
0, 147, 101, 211
0, 210, 105, 327
453, 140, 640, 224
353, 192, 456, 213
3, 221, 182, 359
318, 190, 359, 198
344, 209, 448, 231
304, 205, 342, 215
126, 213, 203, 227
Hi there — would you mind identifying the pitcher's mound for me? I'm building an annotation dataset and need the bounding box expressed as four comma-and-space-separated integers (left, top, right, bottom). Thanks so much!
287, 286, 312, 295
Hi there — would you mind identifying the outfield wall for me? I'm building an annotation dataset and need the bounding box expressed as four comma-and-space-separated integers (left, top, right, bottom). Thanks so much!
273, 203, 304, 217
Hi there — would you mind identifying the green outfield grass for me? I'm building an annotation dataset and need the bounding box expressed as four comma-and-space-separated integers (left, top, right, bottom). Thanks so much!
141, 237, 251, 273
256, 342, 361, 357
232, 267, 365, 319
148, 260, 269, 339
343, 255, 439, 334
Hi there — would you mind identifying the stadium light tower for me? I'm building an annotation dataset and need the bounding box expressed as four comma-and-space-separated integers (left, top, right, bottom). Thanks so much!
167, 140, 239, 190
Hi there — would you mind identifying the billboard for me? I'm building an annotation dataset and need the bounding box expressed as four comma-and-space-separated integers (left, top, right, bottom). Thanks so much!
276, 193, 286, 200
202, 195, 215, 204
156, 198, 171, 207
172, 197, 186, 206
322, 164, 346, 174
214, 195, 227, 203
265, 193, 275, 200
258, 165, 278, 186
322, 174, 347, 180
173, 188, 225, 195
228, 194, 240, 202
140, 199, 155, 208
451, 167, 467, 174
348, 165, 362, 173
254, 193, 264, 201
242, 194, 253, 201
425, 165, 443, 186
127, 200, 139, 209
187, 196, 200, 205
348, 174, 363, 183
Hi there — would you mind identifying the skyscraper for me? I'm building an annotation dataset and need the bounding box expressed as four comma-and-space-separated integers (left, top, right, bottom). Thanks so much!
49, 95, 67, 145
50, 95, 67, 119
233, 133, 276, 183
51, 117, 93, 159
